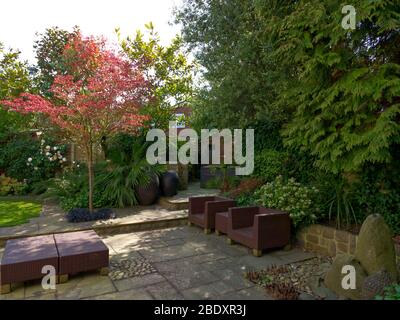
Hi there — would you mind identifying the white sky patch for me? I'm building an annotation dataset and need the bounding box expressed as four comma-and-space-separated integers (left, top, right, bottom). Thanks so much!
0, 0, 183, 63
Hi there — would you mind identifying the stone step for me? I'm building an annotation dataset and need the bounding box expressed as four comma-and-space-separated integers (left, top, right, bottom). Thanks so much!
158, 197, 189, 211
158, 182, 219, 211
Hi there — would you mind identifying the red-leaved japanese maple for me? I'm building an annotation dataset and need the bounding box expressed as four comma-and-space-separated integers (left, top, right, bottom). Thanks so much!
2, 34, 150, 212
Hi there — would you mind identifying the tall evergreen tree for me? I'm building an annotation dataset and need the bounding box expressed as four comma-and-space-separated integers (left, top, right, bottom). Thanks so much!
269, 0, 400, 173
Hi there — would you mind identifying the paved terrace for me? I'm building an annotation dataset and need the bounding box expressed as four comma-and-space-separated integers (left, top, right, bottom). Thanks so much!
0, 182, 219, 246
0, 204, 187, 245
0, 226, 315, 300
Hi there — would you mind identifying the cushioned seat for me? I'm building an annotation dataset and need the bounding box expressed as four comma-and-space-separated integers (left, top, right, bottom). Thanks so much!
227, 206, 291, 257
188, 196, 236, 234
215, 211, 229, 235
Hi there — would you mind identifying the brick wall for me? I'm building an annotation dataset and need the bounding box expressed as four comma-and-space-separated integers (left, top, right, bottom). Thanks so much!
297, 224, 400, 264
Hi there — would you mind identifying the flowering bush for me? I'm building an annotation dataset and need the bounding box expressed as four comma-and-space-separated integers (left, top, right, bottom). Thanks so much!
26, 135, 67, 174
255, 176, 320, 230
0, 132, 67, 185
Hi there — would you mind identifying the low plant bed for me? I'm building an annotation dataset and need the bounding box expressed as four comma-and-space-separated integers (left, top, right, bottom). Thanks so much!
66, 208, 116, 223
244, 256, 335, 300
0, 200, 42, 227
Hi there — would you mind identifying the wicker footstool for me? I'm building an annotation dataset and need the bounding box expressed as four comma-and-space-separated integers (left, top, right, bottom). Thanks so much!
54, 230, 109, 283
1, 235, 59, 294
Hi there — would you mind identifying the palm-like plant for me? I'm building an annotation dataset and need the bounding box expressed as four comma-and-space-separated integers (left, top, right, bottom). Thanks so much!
327, 180, 358, 230
96, 134, 165, 207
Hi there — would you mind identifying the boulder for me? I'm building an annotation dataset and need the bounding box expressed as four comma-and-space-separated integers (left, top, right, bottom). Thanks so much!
355, 214, 398, 281
324, 253, 367, 300
361, 270, 395, 300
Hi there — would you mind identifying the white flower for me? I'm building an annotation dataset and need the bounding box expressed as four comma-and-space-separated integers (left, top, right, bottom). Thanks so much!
62, 157, 67, 162
34, 167, 38, 171
27, 157, 33, 162
36, 131, 43, 136
53, 146, 58, 151
46, 152, 51, 156
46, 146, 51, 150
41, 139, 45, 145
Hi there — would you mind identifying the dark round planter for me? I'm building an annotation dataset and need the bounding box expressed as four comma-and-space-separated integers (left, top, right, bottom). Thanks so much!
135, 175, 160, 205
160, 171, 179, 197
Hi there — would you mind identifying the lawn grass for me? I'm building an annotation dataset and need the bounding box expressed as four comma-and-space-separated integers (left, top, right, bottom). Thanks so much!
0, 200, 42, 227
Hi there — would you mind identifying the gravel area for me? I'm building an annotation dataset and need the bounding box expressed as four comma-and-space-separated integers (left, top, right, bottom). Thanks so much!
245, 256, 338, 300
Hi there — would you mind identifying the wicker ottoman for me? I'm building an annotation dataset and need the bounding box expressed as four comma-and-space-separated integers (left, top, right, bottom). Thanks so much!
54, 230, 109, 283
0, 235, 59, 294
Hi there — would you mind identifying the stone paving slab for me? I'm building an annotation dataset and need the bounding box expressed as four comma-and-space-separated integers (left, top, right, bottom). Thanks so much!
0, 226, 316, 300
86, 289, 153, 300
0, 203, 188, 246
113, 273, 165, 292
144, 281, 184, 300
217, 287, 272, 300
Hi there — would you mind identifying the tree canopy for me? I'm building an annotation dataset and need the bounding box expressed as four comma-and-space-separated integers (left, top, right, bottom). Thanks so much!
176, 0, 400, 174
0, 43, 32, 140
118, 23, 197, 129
2, 34, 150, 211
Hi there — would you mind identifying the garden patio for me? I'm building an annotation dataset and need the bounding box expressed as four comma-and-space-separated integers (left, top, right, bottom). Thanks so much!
1, 0, 400, 302
0, 225, 319, 300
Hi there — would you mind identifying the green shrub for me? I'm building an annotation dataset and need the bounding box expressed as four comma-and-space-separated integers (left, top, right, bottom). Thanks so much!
46, 164, 109, 211
236, 193, 258, 207
46, 134, 165, 210
203, 165, 239, 191
98, 134, 165, 207
0, 132, 66, 184
59, 189, 109, 211
284, 150, 318, 185
253, 149, 286, 182
351, 164, 400, 235
204, 178, 221, 189
227, 177, 264, 207
376, 284, 400, 300
255, 176, 320, 230
311, 175, 359, 230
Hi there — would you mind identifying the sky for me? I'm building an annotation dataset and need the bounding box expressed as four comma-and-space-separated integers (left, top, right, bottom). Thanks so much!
0, 0, 183, 63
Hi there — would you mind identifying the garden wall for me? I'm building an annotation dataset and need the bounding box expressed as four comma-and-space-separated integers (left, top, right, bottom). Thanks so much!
296, 224, 400, 264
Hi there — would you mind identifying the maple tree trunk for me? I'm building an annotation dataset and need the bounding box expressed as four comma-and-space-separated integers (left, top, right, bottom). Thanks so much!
87, 144, 94, 213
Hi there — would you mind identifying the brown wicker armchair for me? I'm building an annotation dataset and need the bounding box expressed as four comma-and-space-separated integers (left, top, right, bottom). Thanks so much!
188, 196, 236, 234
227, 206, 291, 256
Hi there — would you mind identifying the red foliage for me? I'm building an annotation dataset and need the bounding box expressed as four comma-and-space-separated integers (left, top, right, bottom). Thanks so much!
1, 33, 151, 212
2, 33, 150, 142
